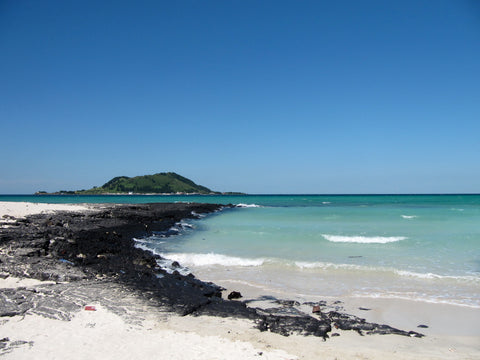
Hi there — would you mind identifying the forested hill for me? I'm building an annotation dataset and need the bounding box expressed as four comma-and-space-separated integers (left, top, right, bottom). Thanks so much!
82, 172, 215, 194
39, 173, 225, 195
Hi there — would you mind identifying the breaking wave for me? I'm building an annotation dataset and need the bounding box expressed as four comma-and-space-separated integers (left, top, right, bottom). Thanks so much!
161, 252, 266, 267
353, 292, 480, 309
157, 252, 479, 286
292, 262, 480, 286
322, 234, 407, 244
393, 270, 480, 282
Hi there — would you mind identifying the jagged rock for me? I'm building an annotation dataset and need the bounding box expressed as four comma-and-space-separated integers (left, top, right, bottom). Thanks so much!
275, 299, 300, 307
257, 314, 332, 339
258, 306, 306, 317
228, 291, 243, 300
304, 300, 327, 307
328, 311, 424, 337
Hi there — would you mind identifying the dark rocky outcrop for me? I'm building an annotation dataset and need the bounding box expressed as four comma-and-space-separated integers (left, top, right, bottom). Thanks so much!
328, 311, 423, 337
227, 291, 243, 300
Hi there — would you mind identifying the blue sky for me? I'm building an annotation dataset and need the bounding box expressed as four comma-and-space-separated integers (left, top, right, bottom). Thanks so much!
1, 0, 479, 194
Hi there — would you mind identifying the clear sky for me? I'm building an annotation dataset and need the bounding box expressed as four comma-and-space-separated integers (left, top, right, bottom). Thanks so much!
1, 0, 479, 194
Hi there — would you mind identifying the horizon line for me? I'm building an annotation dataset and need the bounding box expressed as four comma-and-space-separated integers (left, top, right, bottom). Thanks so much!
0, 193, 479, 196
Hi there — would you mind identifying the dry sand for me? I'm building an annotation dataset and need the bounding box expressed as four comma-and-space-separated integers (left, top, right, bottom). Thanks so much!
1, 202, 479, 359
3, 278, 479, 360
0, 201, 100, 220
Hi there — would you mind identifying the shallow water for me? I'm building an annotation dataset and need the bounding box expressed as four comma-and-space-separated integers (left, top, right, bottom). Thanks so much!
139, 195, 480, 308
3, 194, 480, 307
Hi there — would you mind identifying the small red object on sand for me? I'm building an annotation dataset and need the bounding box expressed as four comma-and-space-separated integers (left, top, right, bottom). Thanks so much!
84, 305, 96, 311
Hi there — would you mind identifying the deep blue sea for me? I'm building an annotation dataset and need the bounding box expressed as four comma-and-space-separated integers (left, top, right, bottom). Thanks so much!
2, 194, 479, 307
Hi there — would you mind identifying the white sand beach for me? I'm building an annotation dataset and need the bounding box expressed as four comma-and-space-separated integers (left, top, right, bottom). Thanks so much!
1, 202, 479, 359
2, 277, 479, 360
0, 201, 100, 220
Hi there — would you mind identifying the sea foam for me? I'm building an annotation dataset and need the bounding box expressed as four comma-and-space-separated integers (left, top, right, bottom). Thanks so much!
322, 234, 407, 244
394, 269, 480, 283
294, 261, 364, 270
235, 203, 262, 208
354, 291, 480, 309
161, 252, 265, 267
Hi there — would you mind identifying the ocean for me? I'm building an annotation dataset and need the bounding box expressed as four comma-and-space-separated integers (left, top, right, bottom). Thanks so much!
2, 194, 479, 308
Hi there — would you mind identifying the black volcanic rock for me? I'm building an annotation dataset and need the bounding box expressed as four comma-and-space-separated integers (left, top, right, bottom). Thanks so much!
228, 291, 243, 300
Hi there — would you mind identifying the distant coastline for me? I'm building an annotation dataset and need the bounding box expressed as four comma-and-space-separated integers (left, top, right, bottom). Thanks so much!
34, 191, 244, 196
30, 192, 480, 196
34, 172, 244, 196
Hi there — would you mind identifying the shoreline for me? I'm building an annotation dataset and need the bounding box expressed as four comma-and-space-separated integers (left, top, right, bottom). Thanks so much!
178, 257, 480, 310
207, 276, 480, 335
1, 201, 479, 359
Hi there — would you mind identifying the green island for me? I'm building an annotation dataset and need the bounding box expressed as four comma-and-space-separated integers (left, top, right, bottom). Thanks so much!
36, 172, 243, 195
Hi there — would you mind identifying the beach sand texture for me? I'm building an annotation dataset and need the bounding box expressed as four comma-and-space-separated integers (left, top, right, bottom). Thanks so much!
2, 276, 478, 360
0, 202, 479, 359
0, 201, 101, 219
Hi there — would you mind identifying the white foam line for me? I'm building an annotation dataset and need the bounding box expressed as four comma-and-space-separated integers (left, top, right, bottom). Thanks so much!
322, 234, 407, 244
161, 252, 265, 267
394, 270, 480, 282
235, 203, 262, 208
294, 262, 480, 283
353, 293, 480, 309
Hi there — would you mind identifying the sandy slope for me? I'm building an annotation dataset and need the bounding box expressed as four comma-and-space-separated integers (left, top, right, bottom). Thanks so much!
0, 201, 100, 219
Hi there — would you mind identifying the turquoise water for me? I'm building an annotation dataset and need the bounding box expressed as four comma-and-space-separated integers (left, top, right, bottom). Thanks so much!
2, 194, 479, 307
3, 193, 479, 207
